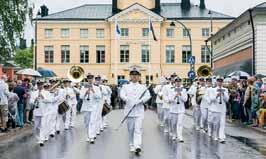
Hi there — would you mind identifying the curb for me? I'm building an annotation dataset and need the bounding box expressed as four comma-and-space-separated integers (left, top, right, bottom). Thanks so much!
185, 109, 266, 135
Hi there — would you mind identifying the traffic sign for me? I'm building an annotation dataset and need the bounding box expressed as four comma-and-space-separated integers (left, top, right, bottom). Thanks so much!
188, 56, 195, 65
188, 71, 196, 79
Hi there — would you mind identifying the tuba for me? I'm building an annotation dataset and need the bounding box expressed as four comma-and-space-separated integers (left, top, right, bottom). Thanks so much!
197, 65, 212, 77
67, 66, 85, 83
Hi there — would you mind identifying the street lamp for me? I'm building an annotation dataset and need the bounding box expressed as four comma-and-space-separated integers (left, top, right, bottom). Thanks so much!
208, 10, 214, 69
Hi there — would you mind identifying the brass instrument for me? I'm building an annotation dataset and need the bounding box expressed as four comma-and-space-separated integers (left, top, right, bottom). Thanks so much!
197, 65, 212, 77
34, 90, 42, 109
217, 88, 225, 104
67, 66, 85, 83
172, 86, 183, 104
196, 86, 206, 105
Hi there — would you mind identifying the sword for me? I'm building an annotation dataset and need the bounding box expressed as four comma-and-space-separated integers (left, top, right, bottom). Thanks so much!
115, 89, 149, 131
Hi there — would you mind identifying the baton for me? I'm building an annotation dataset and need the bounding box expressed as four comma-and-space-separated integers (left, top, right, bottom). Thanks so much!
115, 89, 149, 131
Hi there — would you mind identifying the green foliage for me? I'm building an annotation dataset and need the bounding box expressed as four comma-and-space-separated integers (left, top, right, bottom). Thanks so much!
0, 0, 33, 62
14, 48, 33, 68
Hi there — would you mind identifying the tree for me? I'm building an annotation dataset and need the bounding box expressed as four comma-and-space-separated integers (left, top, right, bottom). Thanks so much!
0, 0, 33, 62
14, 48, 33, 68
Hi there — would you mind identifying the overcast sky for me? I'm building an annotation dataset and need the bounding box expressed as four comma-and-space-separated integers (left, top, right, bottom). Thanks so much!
25, 0, 266, 44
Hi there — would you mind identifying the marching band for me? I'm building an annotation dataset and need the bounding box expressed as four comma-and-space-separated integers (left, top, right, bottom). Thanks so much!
15, 65, 233, 156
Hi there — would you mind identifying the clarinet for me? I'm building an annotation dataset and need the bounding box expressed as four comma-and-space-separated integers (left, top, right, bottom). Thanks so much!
86, 84, 93, 101
172, 86, 182, 104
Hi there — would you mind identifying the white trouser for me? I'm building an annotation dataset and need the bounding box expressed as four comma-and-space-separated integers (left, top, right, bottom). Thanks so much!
127, 117, 143, 149
207, 111, 213, 136
33, 116, 46, 143
55, 114, 64, 131
84, 111, 96, 139
193, 106, 201, 128
162, 108, 170, 131
170, 113, 184, 140
65, 104, 76, 128
49, 112, 57, 135
96, 103, 104, 133
157, 103, 163, 123
209, 112, 221, 139
219, 112, 226, 140
200, 108, 208, 129
45, 114, 53, 138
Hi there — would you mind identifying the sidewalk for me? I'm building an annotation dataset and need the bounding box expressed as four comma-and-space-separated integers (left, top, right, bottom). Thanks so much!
185, 109, 266, 134
0, 125, 32, 146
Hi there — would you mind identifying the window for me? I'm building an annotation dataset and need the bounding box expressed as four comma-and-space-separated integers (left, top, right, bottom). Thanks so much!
96, 46, 105, 64
141, 45, 150, 63
146, 75, 154, 84
80, 29, 88, 38
182, 45, 191, 63
120, 45, 129, 63
44, 46, 54, 63
61, 28, 70, 38
121, 28, 129, 37
183, 28, 191, 37
61, 45, 70, 63
166, 28, 174, 38
202, 28, 210, 37
142, 28, 149, 37
201, 45, 210, 63
166, 45, 175, 63
44, 29, 53, 38
80, 45, 89, 63
96, 29, 104, 38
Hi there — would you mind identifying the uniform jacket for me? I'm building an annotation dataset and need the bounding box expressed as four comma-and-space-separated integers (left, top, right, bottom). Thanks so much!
165, 86, 188, 114
120, 82, 151, 118
154, 85, 164, 104
209, 86, 229, 113
80, 85, 101, 112
30, 89, 53, 116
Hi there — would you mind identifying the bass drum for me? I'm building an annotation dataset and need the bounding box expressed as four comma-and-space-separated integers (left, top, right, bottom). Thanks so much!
58, 101, 70, 115
102, 103, 111, 116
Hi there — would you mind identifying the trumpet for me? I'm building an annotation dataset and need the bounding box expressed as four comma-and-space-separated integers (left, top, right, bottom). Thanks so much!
172, 86, 183, 104
85, 84, 93, 101
217, 88, 225, 104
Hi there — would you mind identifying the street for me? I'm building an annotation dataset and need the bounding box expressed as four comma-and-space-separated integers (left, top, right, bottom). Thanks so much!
0, 110, 265, 159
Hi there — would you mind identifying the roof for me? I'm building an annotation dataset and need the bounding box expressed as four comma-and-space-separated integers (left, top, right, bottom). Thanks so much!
35, 3, 234, 21
160, 3, 234, 20
208, 2, 266, 41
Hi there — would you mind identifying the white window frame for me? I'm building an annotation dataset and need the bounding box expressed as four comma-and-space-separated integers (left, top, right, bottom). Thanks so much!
96, 29, 104, 38
96, 45, 105, 64
44, 29, 53, 38
61, 28, 70, 38
166, 45, 175, 64
44, 46, 54, 63
80, 45, 89, 64
80, 29, 88, 39
61, 45, 70, 63
141, 45, 150, 63
166, 28, 174, 38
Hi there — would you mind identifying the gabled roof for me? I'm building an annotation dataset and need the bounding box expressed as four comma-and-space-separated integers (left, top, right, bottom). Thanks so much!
108, 3, 164, 22
35, 3, 234, 21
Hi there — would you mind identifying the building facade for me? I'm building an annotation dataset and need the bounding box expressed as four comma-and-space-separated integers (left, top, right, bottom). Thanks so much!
35, 0, 233, 84
209, 2, 266, 76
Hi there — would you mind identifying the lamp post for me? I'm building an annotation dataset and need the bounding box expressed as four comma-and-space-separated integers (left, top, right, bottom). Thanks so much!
208, 10, 213, 69
170, 20, 194, 82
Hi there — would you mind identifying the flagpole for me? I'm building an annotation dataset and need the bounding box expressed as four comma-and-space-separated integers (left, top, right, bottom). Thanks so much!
115, 19, 118, 85
148, 17, 151, 85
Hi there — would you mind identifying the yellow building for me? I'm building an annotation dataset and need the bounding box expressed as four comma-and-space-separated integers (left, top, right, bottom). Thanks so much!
35, 0, 234, 84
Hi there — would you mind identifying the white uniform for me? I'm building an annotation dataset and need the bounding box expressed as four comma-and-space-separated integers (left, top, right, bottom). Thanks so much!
95, 84, 108, 134
55, 88, 66, 133
80, 85, 101, 140
120, 82, 151, 150
154, 84, 164, 125
30, 89, 52, 144
208, 86, 229, 140
63, 87, 77, 129
165, 86, 187, 141
188, 83, 201, 129
162, 83, 173, 133
102, 85, 112, 127
199, 86, 209, 130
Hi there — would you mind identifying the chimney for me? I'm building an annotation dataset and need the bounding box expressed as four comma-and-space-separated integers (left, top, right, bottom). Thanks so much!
112, 0, 118, 14
181, 0, 191, 10
154, 0, 161, 14
199, 0, 206, 9
40, 5, 49, 17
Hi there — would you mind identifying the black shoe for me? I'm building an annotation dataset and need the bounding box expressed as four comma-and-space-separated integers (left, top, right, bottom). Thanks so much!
94, 137, 96, 140
1, 128, 9, 133
40, 143, 44, 147
135, 148, 141, 156
56, 131, 60, 134
50, 134, 55, 138
90, 141, 95, 144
